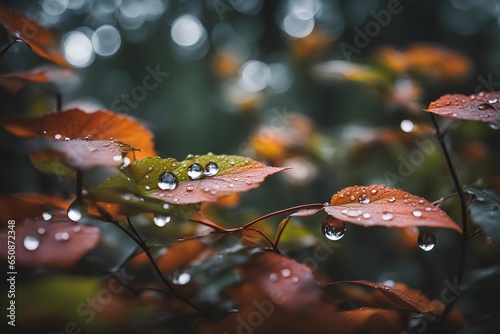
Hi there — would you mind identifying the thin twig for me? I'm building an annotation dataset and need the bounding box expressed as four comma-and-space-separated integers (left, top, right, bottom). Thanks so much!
242, 203, 325, 229
0, 39, 19, 58
466, 228, 483, 241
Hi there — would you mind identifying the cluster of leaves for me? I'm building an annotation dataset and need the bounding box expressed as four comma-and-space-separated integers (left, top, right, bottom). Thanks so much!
1, 6, 499, 334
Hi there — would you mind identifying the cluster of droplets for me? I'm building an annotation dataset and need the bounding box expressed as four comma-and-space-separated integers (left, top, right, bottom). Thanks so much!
23, 224, 84, 252
268, 268, 300, 284
157, 161, 219, 190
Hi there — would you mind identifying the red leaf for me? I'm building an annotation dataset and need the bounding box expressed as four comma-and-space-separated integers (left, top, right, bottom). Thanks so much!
324, 185, 462, 233
425, 91, 500, 125
0, 66, 77, 95
1, 108, 156, 160
0, 217, 100, 268
0, 194, 70, 225
0, 6, 70, 68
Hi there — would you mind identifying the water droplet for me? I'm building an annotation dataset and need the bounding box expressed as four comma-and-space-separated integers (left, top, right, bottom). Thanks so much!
488, 98, 498, 104
84, 135, 93, 140
54, 134, 62, 140
349, 195, 355, 201
269, 273, 278, 282
417, 199, 424, 204
37, 227, 46, 235
418, 230, 436, 251
145, 185, 150, 190
322, 217, 346, 241
72, 226, 81, 233
112, 155, 123, 162
163, 203, 170, 210
171, 271, 191, 285
425, 207, 432, 211
122, 156, 131, 167
478, 103, 495, 110
186, 186, 194, 192
489, 122, 500, 130
42, 211, 53, 220
412, 210, 423, 218
281, 269, 291, 278
292, 276, 299, 283
186, 154, 194, 159
382, 212, 394, 221
229, 183, 234, 188
67, 200, 87, 222
187, 163, 203, 180
358, 194, 370, 204
371, 189, 377, 194
54, 232, 70, 242
388, 197, 396, 203
158, 172, 178, 190
24, 235, 40, 250
362, 212, 371, 219
154, 215, 171, 227
204, 161, 219, 177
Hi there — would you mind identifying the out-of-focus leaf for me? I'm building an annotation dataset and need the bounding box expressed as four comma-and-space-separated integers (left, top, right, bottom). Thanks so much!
0, 108, 156, 160
119, 154, 287, 204
425, 92, 500, 126
0, 6, 70, 68
0, 194, 71, 225
0, 217, 100, 268
324, 185, 462, 233
0, 66, 77, 95
457, 312, 500, 334
464, 187, 500, 243
313, 60, 389, 87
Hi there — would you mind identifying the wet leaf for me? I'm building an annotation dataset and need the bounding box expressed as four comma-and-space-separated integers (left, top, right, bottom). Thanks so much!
27, 138, 137, 173
117, 154, 287, 204
0, 193, 71, 225
324, 185, 462, 233
465, 187, 500, 243
425, 92, 500, 125
0, 217, 100, 268
0, 66, 77, 95
0, 108, 156, 160
0, 6, 70, 68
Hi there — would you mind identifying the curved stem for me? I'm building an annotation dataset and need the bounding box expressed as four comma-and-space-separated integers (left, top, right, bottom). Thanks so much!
429, 114, 468, 326
273, 217, 292, 253
0, 39, 19, 58
242, 203, 325, 229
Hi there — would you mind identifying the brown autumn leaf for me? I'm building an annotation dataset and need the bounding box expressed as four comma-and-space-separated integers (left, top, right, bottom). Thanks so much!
197, 252, 409, 334
29, 138, 137, 171
0, 66, 77, 95
324, 185, 462, 233
405, 43, 471, 82
425, 91, 500, 125
119, 154, 288, 204
0, 108, 156, 159
0, 217, 100, 268
0, 6, 70, 68
0, 194, 71, 225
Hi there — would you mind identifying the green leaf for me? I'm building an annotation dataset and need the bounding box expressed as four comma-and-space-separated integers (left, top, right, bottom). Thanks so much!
465, 187, 500, 243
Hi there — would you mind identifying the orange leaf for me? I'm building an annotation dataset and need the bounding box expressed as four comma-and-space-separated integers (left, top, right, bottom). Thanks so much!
0, 66, 77, 95
425, 91, 500, 125
0, 6, 70, 68
0, 217, 100, 268
1, 108, 156, 159
0, 194, 71, 225
324, 185, 462, 233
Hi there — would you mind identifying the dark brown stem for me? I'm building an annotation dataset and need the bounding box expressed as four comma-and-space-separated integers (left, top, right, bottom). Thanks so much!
0, 39, 19, 58
242, 203, 325, 229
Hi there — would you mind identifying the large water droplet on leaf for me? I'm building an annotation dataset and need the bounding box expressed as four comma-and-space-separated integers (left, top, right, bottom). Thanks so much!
24, 235, 40, 251
478, 103, 496, 111
418, 230, 436, 251
42, 211, 53, 220
322, 217, 346, 241
412, 209, 423, 217
187, 163, 203, 180
388, 197, 396, 203
158, 171, 178, 190
204, 161, 219, 177
358, 193, 370, 204
153, 215, 171, 227
171, 271, 191, 285
67, 200, 87, 222
382, 212, 394, 221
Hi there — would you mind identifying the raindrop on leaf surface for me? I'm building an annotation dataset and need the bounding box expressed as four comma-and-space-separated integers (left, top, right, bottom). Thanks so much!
187, 163, 203, 180
158, 171, 178, 190
322, 216, 346, 241
204, 161, 219, 177
418, 230, 436, 251
154, 215, 171, 227
382, 212, 394, 221
54, 232, 70, 242
24, 235, 40, 251
67, 200, 87, 222
42, 211, 53, 220
171, 271, 191, 285
358, 193, 370, 204
478, 103, 496, 111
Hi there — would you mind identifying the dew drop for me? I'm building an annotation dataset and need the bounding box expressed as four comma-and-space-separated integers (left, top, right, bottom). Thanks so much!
292, 276, 299, 283
382, 212, 394, 221
54, 134, 62, 140
388, 197, 396, 203
145, 185, 150, 190
349, 195, 355, 201
362, 212, 371, 219
478, 103, 495, 111
42, 211, 53, 221
418, 199, 425, 204
54, 232, 70, 242
186, 186, 194, 192
23, 235, 40, 250
67, 200, 87, 222
358, 194, 371, 204
72, 226, 81, 233
322, 217, 346, 241
269, 273, 278, 282
84, 135, 93, 140
204, 161, 219, 177
418, 230, 436, 251
371, 189, 377, 194
158, 172, 178, 190
37, 227, 46, 235
154, 215, 171, 227
489, 122, 500, 130
163, 203, 170, 210
112, 155, 123, 162
171, 271, 191, 285
187, 163, 203, 180
425, 207, 432, 212
412, 210, 423, 218
186, 154, 194, 159
281, 268, 291, 278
